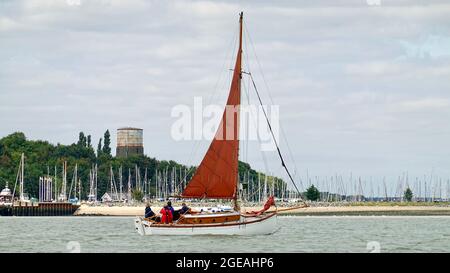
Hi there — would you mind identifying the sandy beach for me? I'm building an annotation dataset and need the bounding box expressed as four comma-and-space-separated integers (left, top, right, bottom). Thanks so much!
74, 204, 450, 216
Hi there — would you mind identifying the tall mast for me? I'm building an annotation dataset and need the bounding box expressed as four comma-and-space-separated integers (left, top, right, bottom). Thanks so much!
234, 11, 243, 211
61, 161, 67, 202
119, 165, 123, 201
94, 163, 98, 202
110, 165, 113, 199
89, 166, 94, 201
164, 167, 167, 198
178, 167, 182, 195
264, 174, 268, 200
258, 173, 261, 203
144, 167, 148, 197
54, 165, 57, 201
128, 168, 131, 202
184, 167, 187, 191
78, 177, 81, 202
155, 169, 158, 199
20, 153, 24, 201
173, 166, 176, 195
74, 163, 78, 199
135, 164, 139, 191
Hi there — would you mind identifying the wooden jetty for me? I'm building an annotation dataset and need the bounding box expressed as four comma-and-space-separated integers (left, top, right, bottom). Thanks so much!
0, 202, 80, 216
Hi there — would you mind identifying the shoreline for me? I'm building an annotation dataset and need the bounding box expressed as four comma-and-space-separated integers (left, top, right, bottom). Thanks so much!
74, 204, 450, 217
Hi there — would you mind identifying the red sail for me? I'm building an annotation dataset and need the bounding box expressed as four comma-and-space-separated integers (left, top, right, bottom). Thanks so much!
182, 16, 243, 199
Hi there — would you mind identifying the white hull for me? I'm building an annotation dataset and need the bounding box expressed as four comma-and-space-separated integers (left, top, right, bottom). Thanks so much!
134, 213, 278, 236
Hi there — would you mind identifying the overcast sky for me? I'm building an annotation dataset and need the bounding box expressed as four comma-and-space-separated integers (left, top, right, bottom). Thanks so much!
1, 0, 450, 194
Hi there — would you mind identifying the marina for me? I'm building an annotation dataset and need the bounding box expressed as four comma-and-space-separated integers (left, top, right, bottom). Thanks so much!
0, 144, 449, 218
1, 147, 449, 217
0, 153, 80, 217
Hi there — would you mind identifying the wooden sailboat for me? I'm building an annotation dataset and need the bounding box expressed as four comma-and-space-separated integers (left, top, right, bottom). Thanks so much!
135, 12, 303, 235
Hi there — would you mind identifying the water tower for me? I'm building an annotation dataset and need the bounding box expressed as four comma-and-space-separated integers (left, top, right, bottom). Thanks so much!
116, 127, 144, 158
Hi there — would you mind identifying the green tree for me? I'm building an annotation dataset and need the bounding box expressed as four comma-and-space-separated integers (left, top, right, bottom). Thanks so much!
404, 187, 413, 202
305, 184, 320, 201
77, 132, 86, 147
103, 130, 111, 156
87, 135, 92, 148
132, 189, 144, 202
0, 132, 287, 201
97, 138, 102, 157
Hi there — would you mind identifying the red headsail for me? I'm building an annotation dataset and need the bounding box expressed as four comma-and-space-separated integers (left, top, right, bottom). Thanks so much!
182, 14, 243, 199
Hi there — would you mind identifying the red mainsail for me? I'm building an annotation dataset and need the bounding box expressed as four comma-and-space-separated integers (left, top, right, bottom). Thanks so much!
182, 14, 243, 199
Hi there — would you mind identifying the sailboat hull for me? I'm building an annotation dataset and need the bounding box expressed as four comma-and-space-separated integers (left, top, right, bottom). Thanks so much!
134, 213, 278, 236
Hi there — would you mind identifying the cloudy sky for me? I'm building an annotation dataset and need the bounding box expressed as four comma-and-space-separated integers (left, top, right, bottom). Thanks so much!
1, 0, 450, 194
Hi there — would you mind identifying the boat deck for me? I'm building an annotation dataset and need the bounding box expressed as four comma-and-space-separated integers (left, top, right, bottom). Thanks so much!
146, 212, 276, 228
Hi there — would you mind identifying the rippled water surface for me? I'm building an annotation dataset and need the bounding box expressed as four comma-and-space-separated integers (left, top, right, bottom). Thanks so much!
0, 216, 449, 252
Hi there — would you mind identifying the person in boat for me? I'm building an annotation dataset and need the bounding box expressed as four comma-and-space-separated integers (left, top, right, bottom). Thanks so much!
160, 205, 173, 224
144, 203, 155, 219
166, 200, 179, 220
178, 202, 191, 215
167, 201, 175, 215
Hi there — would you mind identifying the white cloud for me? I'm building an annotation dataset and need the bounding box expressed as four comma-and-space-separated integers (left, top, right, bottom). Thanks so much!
344, 62, 404, 77
393, 98, 450, 111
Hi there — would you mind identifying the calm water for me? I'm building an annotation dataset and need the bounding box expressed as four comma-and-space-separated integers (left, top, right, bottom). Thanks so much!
0, 216, 449, 253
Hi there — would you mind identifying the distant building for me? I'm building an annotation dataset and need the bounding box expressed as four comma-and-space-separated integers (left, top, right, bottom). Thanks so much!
116, 127, 144, 158
101, 192, 122, 203
101, 193, 112, 203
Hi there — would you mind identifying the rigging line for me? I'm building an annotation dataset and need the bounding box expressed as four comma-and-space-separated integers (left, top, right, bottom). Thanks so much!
112, 168, 118, 198
241, 74, 271, 181
245, 166, 285, 201
242, 72, 280, 194
11, 158, 22, 201
246, 72, 302, 196
246, 176, 267, 200
68, 168, 74, 200
241, 51, 252, 165
242, 21, 272, 189
244, 23, 303, 190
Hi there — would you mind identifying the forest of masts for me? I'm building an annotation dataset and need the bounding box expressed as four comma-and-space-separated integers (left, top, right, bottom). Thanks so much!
46, 162, 294, 204
41, 160, 450, 204
299, 171, 450, 202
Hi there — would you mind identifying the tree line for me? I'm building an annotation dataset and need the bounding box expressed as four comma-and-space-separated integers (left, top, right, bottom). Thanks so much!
304, 184, 415, 202
0, 131, 286, 201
